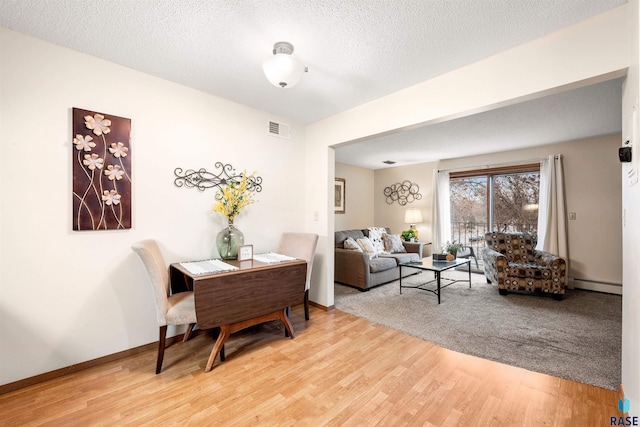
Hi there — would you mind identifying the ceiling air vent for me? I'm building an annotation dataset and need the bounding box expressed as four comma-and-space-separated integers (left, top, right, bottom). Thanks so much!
268, 120, 290, 139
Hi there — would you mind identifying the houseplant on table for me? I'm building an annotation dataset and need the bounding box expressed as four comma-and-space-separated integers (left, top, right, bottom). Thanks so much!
444, 241, 461, 258
401, 229, 417, 242
213, 171, 257, 260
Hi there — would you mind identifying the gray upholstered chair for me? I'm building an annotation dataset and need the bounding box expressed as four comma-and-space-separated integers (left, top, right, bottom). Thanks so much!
131, 239, 197, 373
277, 232, 319, 320
480, 232, 566, 300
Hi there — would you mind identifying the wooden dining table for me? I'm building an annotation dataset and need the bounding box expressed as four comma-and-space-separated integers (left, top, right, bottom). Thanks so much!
169, 258, 307, 372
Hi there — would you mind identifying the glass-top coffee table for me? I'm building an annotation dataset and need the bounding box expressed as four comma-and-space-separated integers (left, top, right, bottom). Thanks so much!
399, 258, 471, 304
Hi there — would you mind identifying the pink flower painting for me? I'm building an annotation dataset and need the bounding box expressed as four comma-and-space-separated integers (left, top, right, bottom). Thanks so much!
72, 108, 131, 230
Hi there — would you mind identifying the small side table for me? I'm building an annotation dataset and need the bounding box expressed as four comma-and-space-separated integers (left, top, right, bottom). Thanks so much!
403, 241, 432, 258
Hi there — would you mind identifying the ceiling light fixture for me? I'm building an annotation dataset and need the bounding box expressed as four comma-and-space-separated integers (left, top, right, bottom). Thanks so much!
262, 41, 307, 88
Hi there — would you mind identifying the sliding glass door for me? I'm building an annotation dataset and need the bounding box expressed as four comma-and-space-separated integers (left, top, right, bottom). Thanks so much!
491, 171, 539, 233
450, 164, 540, 266
450, 175, 488, 245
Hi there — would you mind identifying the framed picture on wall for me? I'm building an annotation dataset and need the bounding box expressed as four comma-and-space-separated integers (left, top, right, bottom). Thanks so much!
334, 178, 346, 214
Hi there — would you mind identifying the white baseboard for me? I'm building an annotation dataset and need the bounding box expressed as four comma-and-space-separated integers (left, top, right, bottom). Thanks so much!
571, 278, 622, 295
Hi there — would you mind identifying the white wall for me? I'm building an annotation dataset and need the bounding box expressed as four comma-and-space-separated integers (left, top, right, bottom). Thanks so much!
373, 162, 438, 243
622, 0, 640, 411
0, 28, 307, 385
334, 163, 374, 231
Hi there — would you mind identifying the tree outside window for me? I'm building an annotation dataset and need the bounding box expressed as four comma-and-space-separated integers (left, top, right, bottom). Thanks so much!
449, 165, 540, 262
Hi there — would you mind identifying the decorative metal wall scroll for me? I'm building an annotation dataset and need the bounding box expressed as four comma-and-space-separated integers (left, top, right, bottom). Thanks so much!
384, 180, 421, 205
72, 108, 132, 230
174, 162, 263, 193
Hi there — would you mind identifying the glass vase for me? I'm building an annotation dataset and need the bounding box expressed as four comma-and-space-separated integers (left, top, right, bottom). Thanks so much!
216, 222, 244, 260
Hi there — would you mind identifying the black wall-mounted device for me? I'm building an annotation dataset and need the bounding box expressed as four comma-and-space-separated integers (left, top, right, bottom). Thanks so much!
619, 142, 632, 163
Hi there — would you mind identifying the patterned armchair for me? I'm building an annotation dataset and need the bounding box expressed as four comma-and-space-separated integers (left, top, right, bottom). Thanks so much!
480, 232, 566, 300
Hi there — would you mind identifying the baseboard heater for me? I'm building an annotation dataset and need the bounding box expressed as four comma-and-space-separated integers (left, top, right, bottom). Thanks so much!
572, 277, 622, 295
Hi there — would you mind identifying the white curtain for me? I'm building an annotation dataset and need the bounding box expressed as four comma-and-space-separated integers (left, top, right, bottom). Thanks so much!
431, 169, 451, 253
536, 155, 568, 262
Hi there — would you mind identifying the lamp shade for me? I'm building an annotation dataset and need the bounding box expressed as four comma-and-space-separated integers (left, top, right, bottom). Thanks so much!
262, 42, 305, 88
404, 208, 423, 224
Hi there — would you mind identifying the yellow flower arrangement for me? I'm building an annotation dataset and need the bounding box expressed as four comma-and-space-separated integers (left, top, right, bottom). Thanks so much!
213, 171, 257, 222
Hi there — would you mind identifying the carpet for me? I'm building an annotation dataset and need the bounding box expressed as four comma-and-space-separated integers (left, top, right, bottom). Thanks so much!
334, 271, 622, 390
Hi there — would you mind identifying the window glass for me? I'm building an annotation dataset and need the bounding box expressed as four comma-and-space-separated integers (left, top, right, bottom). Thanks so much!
449, 165, 540, 265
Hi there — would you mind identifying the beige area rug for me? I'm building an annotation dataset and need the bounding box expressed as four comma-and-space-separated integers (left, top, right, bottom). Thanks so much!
335, 271, 622, 390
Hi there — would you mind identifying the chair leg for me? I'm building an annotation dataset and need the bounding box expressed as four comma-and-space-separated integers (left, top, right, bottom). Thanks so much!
304, 289, 310, 321
468, 247, 479, 269
156, 325, 167, 374
285, 306, 291, 337
183, 323, 196, 342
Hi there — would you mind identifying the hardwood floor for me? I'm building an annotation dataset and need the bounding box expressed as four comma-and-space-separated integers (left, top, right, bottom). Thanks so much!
0, 307, 620, 426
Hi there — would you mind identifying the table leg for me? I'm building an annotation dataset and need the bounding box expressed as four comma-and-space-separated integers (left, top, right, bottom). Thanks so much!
205, 324, 230, 373
399, 265, 403, 295
436, 271, 441, 304
468, 261, 472, 288
204, 308, 294, 373
279, 308, 295, 338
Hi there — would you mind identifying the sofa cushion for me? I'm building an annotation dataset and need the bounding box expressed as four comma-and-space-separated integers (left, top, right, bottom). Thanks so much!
356, 237, 377, 259
367, 227, 389, 254
343, 236, 363, 251
369, 257, 398, 273
382, 233, 406, 253
335, 229, 366, 248
380, 252, 420, 264
505, 262, 552, 279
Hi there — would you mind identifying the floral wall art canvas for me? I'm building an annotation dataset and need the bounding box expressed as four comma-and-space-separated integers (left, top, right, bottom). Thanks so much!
72, 108, 132, 230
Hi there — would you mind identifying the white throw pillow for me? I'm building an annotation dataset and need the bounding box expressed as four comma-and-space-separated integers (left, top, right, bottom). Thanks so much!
367, 227, 389, 254
356, 237, 377, 259
343, 236, 363, 251
382, 233, 407, 253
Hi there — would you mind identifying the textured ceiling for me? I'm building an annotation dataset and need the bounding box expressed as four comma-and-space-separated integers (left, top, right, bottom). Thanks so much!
336, 77, 624, 168
0, 0, 627, 168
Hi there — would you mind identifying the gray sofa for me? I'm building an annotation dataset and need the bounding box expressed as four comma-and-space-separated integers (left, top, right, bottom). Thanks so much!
334, 228, 423, 290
